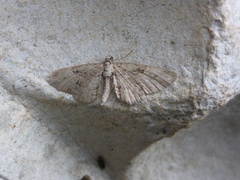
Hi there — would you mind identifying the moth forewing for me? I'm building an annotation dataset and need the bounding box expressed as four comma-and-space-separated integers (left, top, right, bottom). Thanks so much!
112, 63, 177, 104
47, 63, 103, 103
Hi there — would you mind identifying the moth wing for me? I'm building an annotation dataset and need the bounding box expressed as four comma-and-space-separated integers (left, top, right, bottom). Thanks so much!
113, 67, 145, 105
47, 63, 103, 103
113, 63, 177, 104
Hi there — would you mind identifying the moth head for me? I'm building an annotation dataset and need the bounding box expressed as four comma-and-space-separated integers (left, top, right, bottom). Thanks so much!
105, 55, 114, 63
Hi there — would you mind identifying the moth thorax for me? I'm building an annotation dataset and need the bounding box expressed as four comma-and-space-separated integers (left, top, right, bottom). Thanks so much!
103, 61, 114, 78
102, 71, 113, 78
105, 55, 113, 61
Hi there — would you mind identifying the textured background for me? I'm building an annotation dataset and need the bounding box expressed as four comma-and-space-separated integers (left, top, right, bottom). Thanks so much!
0, 0, 239, 180
127, 94, 240, 180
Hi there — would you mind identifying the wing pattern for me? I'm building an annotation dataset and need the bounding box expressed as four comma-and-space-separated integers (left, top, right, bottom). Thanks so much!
47, 63, 103, 103
113, 63, 177, 104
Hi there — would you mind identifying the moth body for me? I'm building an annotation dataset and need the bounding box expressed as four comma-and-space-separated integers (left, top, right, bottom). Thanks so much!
101, 56, 115, 104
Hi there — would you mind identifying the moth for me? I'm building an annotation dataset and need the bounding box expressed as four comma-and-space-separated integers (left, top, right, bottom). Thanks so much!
47, 56, 177, 105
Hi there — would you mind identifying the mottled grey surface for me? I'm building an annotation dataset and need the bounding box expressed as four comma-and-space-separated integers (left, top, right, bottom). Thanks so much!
127, 95, 240, 180
0, 0, 239, 180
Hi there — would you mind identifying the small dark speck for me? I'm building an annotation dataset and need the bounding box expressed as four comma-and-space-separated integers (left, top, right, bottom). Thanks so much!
81, 175, 91, 180
163, 128, 167, 134
214, 20, 223, 28
137, 69, 145, 73
24, 85, 27, 87
171, 41, 175, 45
33, 43, 37, 47
73, 70, 80, 73
76, 80, 81, 85
97, 156, 105, 169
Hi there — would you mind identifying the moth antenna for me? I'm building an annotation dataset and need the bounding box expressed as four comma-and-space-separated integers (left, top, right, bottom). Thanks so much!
114, 50, 132, 61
